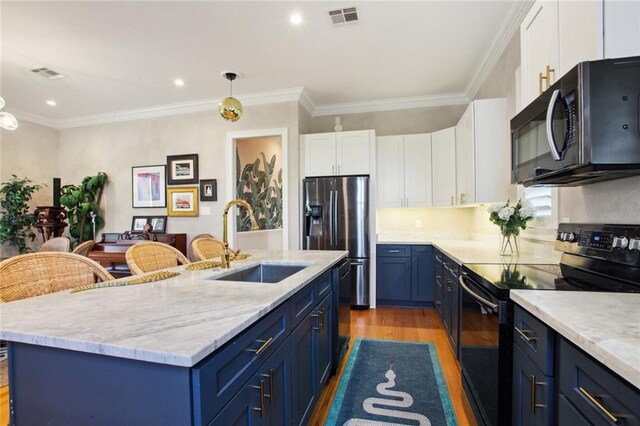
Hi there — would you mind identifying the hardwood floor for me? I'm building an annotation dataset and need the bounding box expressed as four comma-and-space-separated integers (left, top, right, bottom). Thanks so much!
0, 307, 474, 426
309, 306, 474, 426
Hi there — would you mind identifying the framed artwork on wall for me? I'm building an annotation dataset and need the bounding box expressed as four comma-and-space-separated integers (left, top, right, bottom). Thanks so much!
167, 187, 199, 217
200, 179, 217, 201
132, 165, 166, 208
167, 154, 199, 185
148, 215, 167, 233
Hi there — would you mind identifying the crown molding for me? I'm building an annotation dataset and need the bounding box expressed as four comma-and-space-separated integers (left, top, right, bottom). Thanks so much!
312, 92, 470, 117
298, 88, 316, 117
465, 0, 534, 100
8, 109, 59, 129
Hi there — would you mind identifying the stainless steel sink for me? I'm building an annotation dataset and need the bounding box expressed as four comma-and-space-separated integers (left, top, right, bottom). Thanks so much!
213, 264, 307, 283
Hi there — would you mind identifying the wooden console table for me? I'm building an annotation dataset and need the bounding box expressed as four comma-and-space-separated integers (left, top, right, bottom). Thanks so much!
89, 233, 187, 278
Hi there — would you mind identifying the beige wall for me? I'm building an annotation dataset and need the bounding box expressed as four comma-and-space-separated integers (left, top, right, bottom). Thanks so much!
377, 208, 476, 234
57, 101, 301, 249
0, 121, 59, 257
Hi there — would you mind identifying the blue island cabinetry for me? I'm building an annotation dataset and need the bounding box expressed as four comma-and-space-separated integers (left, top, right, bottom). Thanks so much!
7, 270, 338, 426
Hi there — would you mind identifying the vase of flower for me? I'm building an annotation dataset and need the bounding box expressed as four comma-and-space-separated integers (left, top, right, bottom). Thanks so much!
487, 199, 534, 256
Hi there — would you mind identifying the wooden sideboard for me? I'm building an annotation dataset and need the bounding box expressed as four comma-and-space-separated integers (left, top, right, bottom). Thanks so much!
89, 233, 187, 278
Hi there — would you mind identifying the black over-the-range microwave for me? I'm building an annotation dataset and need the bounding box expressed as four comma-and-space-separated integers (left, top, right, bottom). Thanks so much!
511, 56, 640, 187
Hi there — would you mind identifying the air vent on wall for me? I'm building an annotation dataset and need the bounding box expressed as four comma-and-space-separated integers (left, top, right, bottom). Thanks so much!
328, 6, 359, 25
30, 67, 67, 80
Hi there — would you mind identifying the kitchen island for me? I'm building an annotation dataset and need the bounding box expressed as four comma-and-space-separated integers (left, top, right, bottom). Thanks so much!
0, 249, 347, 425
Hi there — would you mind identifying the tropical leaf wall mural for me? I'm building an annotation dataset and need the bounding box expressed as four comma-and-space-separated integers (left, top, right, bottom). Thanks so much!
236, 150, 283, 232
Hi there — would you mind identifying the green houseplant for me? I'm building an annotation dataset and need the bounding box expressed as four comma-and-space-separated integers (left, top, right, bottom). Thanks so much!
236, 152, 283, 232
0, 175, 44, 254
60, 172, 108, 244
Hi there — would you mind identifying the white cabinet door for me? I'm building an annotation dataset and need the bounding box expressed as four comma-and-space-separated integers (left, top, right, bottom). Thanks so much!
303, 133, 336, 177
559, 0, 603, 73
603, 0, 640, 58
431, 127, 456, 208
337, 130, 372, 175
376, 136, 404, 208
404, 134, 432, 208
455, 104, 474, 206
521, 0, 560, 105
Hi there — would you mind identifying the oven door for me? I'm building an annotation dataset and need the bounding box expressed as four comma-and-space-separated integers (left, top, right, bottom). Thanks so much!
459, 273, 512, 426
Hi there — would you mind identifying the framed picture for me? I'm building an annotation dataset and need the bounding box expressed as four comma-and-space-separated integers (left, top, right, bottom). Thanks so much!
132, 165, 166, 208
167, 187, 199, 217
131, 216, 149, 231
200, 179, 217, 201
167, 154, 199, 185
148, 215, 167, 234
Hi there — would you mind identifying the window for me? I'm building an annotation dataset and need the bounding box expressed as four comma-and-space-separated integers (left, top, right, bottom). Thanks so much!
519, 185, 559, 232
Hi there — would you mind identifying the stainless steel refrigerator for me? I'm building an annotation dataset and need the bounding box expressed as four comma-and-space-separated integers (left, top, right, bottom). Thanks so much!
302, 176, 370, 308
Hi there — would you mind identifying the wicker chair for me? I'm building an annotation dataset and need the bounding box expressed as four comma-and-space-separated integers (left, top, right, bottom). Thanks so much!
125, 241, 190, 275
187, 233, 214, 262
38, 236, 71, 252
72, 240, 95, 257
0, 252, 115, 303
191, 237, 225, 261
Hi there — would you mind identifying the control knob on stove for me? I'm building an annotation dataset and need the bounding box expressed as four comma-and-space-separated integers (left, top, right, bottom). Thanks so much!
629, 238, 640, 251
563, 232, 576, 242
612, 236, 629, 249
556, 232, 564, 241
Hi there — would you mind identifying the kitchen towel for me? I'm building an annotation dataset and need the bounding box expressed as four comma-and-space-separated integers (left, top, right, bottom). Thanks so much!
326, 338, 458, 426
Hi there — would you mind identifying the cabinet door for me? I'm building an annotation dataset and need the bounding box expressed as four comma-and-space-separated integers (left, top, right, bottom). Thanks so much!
291, 316, 317, 426
442, 274, 452, 332
316, 294, 334, 389
303, 133, 336, 177
604, 0, 640, 58
376, 256, 412, 303
521, 0, 560, 105
558, 0, 603, 73
411, 245, 434, 303
449, 274, 460, 358
512, 344, 554, 426
434, 263, 444, 317
263, 340, 291, 426
431, 127, 457, 207
337, 130, 372, 175
455, 104, 474, 206
376, 136, 404, 208
404, 134, 432, 208
210, 377, 264, 426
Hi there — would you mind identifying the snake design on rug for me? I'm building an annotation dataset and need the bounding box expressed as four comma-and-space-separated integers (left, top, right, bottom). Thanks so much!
344, 368, 431, 426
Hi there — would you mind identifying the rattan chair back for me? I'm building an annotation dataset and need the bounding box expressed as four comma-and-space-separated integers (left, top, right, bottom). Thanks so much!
72, 240, 95, 257
187, 233, 214, 262
125, 241, 190, 275
191, 237, 225, 261
0, 252, 115, 303
38, 237, 71, 252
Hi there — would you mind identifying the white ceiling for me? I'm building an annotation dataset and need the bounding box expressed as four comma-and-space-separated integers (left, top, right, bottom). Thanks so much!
1, 1, 528, 127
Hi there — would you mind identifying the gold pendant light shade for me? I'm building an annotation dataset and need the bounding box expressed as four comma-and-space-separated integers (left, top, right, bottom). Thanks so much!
220, 72, 243, 122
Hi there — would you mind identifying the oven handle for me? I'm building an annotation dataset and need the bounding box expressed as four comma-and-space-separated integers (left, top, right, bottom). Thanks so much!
545, 89, 563, 161
459, 274, 498, 310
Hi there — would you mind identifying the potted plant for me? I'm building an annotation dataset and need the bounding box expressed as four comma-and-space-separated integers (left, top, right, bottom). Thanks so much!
60, 172, 108, 245
0, 175, 44, 254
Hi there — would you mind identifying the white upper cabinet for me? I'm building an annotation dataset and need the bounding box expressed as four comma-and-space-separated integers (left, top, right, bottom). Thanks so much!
431, 127, 457, 208
376, 134, 432, 208
521, 0, 640, 106
455, 99, 510, 206
302, 130, 374, 177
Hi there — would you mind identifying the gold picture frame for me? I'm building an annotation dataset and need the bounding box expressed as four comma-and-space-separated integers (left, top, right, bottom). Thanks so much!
167, 187, 199, 217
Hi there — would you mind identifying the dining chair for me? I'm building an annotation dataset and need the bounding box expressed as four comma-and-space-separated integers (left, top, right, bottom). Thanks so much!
191, 237, 225, 261
72, 240, 95, 257
0, 252, 115, 303
38, 236, 71, 252
187, 233, 214, 262
125, 241, 189, 275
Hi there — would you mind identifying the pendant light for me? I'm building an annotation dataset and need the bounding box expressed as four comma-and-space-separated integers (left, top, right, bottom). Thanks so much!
0, 96, 18, 131
219, 72, 243, 122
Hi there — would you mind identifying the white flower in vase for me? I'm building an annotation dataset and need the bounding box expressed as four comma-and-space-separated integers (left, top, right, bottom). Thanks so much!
498, 206, 515, 220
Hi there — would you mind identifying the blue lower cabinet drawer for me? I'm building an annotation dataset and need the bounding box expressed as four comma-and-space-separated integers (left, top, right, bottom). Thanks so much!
291, 280, 318, 329
316, 271, 332, 301
192, 302, 290, 425
514, 305, 554, 376
377, 244, 411, 257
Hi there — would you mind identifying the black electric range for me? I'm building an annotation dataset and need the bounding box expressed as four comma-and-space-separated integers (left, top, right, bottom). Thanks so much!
459, 223, 640, 426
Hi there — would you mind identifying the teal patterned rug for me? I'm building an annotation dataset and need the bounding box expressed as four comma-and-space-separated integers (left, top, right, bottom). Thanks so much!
326, 338, 458, 426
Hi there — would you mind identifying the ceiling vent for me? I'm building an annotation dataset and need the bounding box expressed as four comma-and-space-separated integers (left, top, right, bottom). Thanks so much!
328, 7, 359, 25
30, 67, 67, 80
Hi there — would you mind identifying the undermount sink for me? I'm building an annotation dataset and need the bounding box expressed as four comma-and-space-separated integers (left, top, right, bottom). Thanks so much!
213, 263, 308, 283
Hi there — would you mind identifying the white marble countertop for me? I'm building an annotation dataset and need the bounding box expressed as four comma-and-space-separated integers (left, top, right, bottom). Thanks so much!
0, 250, 347, 367
377, 234, 556, 265
511, 291, 640, 389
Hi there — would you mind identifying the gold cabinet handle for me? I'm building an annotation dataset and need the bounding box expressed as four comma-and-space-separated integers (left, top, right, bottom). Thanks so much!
530, 375, 546, 414
310, 312, 320, 331
579, 386, 620, 424
251, 379, 266, 417
539, 72, 548, 95
515, 326, 537, 343
260, 368, 275, 404
460, 193, 466, 204
250, 337, 273, 356
319, 309, 325, 331
545, 65, 555, 89
450, 196, 455, 206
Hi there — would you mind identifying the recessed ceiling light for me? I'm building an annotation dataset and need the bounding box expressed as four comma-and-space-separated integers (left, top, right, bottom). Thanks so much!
290, 13, 303, 25
46, 100, 57, 106
174, 78, 185, 87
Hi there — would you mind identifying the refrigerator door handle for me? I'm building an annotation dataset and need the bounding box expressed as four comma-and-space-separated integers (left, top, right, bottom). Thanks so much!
333, 189, 339, 249
329, 190, 334, 247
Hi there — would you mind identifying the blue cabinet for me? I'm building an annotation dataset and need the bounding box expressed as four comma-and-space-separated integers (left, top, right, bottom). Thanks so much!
316, 293, 334, 389
512, 344, 554, 426
433, 249, 460, 358
376, 244, 434, 306
433, 252, 444, 315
